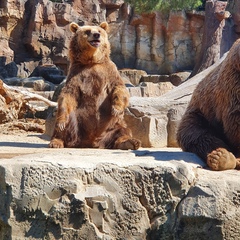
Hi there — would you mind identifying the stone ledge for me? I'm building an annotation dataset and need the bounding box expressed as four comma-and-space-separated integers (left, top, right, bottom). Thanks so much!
0, 133, 240, 239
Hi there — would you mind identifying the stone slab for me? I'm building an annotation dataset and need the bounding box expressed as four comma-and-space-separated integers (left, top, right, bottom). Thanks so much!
0, 133, 239, 239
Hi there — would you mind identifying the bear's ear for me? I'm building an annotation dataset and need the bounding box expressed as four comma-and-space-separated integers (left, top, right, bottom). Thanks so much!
100, 22, 109, 32
70, 22, 79, 33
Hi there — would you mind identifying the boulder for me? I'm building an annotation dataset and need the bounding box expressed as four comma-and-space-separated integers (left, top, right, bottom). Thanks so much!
30, 65, 65, 84
0, 61, 18, 79
169, 71, 191, 86
140, 82, 175, 97
4, 62, 18, 78
119, 69, 147, 86
21, 77, 56, 91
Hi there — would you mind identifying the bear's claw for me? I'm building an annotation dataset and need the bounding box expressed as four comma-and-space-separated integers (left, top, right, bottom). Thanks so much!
111, 106, 124, 116
57, 122, 66, 131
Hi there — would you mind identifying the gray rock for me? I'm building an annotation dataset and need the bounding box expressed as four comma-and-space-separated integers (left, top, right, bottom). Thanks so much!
0, 62, 18, 79
18, 77, 57, 91
30, 65, 65, 84
0, 67, 8, 79
3, 77, 22, 86
0, 56, 6, 67
5, 62, 18, 78
0, 141, 239, 239
22, 76, 45, 88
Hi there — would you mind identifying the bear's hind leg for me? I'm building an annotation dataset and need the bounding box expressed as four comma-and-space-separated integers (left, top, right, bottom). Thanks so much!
177, 110, 236, 170
207, 148, 237, 170
98, 126, 141, 150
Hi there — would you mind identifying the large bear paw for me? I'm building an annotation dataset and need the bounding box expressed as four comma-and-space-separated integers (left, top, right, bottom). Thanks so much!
117, 138, 141, 150
49, 138, 64, 148
111, 105, 124, 116
207, 148, 237, 170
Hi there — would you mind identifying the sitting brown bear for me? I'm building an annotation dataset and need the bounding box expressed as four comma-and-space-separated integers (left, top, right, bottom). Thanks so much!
49, 22, 141, 150
177, 39, 240, 171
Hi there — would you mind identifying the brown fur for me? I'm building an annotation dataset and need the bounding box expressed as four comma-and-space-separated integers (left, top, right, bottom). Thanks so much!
49, 22, 141, 150
177, 39, 240, 171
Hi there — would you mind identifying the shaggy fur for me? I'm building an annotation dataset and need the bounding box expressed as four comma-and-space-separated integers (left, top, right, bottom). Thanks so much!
49, 22, 141, 150
177, 39, 240, 171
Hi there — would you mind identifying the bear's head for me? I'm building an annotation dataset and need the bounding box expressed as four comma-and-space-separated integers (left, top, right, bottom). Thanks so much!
69, 22, 111, 65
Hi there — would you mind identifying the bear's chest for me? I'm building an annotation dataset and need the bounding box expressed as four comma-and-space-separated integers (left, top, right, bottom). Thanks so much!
78, 67, 111, 95
72, 71, 112, 113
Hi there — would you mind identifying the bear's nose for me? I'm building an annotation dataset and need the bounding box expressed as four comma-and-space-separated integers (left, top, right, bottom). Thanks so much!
93, 33, 100, 39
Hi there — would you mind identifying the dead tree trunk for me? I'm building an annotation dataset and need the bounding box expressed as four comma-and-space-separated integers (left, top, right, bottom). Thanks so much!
0, 80, 57, 123
190, 0, 234, 77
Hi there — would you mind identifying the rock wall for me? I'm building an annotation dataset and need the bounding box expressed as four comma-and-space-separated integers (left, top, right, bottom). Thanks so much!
0, 0, 204, 76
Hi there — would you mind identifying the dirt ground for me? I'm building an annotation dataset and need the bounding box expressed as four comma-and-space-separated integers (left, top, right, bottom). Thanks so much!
0, 119, 51, 159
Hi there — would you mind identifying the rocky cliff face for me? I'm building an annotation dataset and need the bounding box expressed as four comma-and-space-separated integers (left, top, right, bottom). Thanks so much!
0, 0, 204, 76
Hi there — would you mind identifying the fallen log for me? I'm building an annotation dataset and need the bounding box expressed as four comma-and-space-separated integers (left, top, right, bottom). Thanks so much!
0, 80, 57, 123
1, 80, 57, 107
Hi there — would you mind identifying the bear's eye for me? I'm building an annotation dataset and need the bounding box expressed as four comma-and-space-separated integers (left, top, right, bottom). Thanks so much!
85, 30, 91, 36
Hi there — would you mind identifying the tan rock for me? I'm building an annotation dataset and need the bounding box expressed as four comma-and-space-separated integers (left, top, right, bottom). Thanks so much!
119, 69, 147, 86
140, 82, 174, 97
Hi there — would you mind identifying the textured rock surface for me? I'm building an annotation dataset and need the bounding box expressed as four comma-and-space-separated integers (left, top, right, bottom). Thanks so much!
0, 133, 240, 239
0, 0, 204, 75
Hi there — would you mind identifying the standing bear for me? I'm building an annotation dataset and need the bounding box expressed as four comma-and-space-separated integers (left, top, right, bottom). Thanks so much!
49, 22, 141, 150
177, 39, 240, 171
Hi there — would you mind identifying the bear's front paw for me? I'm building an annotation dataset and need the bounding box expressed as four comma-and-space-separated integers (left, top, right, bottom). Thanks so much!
207, 148, 237, 171
49, 138, 64, 148
112, 105, 124, 116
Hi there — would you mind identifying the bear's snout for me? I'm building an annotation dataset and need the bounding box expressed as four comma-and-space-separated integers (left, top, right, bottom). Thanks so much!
89, 31, 101, 48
